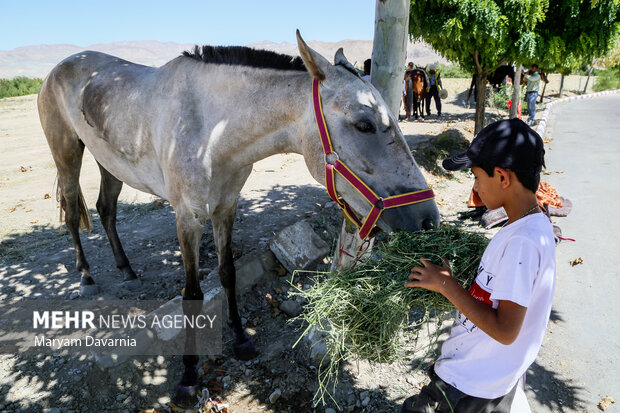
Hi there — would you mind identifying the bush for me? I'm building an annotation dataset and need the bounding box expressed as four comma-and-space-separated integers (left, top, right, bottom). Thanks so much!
492, 84, 511, 110
435, 62, 471, 78
0, 77, 43, 99
593, 68, 620, 91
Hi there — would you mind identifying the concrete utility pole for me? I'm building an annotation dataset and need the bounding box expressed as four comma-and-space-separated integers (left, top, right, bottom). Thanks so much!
370, 0, 410, 117
333, 0, 410, 270
510, 65, 522, 119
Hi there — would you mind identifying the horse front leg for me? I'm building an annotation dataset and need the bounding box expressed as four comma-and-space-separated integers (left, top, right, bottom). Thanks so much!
174, 207, 205, 405
212, 203, 259, 360
96, 162, 141, 290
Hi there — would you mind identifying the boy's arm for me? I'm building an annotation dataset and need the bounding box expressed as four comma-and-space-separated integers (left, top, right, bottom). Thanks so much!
406, 259, 527, 345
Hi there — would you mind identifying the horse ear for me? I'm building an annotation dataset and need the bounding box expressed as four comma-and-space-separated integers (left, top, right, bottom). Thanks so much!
296, 30, 328, 81
334, 48, 348, 66
334, 48, 360, 77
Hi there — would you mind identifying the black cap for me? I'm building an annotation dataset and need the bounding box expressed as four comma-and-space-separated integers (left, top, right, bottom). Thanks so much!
443, 118, 545, 173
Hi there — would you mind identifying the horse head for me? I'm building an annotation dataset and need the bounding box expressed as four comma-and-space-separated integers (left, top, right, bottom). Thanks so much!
295, 31, 439, 235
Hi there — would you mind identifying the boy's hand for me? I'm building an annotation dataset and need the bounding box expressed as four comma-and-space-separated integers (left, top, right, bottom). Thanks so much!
405, 258, 453, 294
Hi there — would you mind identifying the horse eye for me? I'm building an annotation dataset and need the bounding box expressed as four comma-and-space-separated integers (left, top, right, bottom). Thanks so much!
354, 121, 376, 133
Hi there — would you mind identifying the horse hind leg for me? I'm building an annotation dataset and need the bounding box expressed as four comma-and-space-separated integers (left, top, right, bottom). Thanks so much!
45, 129, 99, 297
39, 76, 101, 296
96, 162, 141, 290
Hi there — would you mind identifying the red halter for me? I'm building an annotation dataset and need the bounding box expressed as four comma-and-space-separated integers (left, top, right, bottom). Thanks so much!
312, 78, 435, 240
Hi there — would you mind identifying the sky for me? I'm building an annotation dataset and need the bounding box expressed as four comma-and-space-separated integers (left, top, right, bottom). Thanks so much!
0, 1, 377, 50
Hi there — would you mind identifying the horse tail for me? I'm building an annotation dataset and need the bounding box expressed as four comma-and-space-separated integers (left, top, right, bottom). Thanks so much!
78, 186, 92, 233
55, 174, 92, 233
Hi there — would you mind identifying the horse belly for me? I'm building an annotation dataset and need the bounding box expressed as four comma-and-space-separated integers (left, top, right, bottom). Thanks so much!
76, 124, 167, 198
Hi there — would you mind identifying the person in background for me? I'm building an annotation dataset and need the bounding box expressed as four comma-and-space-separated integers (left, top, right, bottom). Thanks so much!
425, 63, 442, 117
522, 64, 541, 126
407, 61, 414, 70
362, 58, 372, 81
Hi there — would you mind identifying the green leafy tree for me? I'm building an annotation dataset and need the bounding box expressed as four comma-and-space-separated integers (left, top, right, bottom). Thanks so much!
409, 0, 547, 133
532, 0, 619, 74
529, 0, 620, 96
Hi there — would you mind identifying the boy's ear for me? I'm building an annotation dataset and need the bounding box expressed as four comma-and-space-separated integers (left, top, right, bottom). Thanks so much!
495, 167, 512, 188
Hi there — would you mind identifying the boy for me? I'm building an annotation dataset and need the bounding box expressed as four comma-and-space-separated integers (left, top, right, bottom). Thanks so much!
401, 118, 556, 412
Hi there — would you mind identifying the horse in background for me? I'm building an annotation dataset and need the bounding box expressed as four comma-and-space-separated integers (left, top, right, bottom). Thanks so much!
404, 69, 426, 119
467, 64, 515, 103
403, 70, 413, 120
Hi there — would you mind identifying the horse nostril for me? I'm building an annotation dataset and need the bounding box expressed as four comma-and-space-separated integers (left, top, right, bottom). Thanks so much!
422, 218, 435, 230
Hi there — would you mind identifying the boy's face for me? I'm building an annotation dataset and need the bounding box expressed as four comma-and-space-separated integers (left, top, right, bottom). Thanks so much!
472, 166, 504, 209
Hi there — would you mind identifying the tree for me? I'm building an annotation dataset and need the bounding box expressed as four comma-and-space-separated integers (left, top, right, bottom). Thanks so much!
409, 0, 547, 133
533, 0, 619, 72
529, 0, 620, 96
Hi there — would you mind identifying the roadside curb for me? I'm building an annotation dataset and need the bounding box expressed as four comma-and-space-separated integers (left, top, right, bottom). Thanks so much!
536, 89, 620, 138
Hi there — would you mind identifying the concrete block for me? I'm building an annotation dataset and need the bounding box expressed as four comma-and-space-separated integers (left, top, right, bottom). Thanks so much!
269, 220, 330, 273
147, 295, 185, 342
93, 328, 156, 370
235, 257, 266, 293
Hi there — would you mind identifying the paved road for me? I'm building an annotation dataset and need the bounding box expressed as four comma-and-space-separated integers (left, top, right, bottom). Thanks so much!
526, 95, 620, 412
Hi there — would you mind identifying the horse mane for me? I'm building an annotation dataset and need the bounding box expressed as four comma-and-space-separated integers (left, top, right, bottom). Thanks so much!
182, 45, 307, 72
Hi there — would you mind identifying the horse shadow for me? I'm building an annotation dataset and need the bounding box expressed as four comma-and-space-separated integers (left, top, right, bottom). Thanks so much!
453, 88, 476, 108
0, 183, 346, 412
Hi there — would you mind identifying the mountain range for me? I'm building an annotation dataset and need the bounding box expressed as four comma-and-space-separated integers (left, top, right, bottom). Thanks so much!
0, 39, 447, 79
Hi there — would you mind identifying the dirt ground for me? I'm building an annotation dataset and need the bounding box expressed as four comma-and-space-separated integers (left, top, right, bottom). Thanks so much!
0, 78, 572, 412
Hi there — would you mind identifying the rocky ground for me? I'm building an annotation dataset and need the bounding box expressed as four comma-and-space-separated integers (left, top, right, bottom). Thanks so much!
0, 78, 581, 412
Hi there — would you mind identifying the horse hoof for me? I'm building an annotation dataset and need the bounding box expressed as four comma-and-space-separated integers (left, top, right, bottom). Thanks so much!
174, 383, 200, 407
79, 284, 100, 297
122, 278, 142, 291
234, 337, 259, 361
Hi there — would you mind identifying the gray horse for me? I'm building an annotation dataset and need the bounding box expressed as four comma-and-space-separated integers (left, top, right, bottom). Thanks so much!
38, 31, 439, 401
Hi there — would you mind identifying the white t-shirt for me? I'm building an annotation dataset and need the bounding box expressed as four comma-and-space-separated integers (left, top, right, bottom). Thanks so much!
434, 213, 556, 399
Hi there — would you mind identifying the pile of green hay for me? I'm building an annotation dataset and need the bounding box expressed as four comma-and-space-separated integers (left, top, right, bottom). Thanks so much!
289, 225, 489, 405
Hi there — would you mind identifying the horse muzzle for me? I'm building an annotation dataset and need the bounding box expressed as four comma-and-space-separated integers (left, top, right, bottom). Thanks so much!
376, 198, 440, 234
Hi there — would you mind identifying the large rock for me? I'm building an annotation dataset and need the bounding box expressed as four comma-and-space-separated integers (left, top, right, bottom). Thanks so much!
270, 220, 330, 274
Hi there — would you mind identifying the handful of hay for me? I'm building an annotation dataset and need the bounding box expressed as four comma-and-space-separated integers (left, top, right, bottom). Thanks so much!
289, 225, 489, 405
